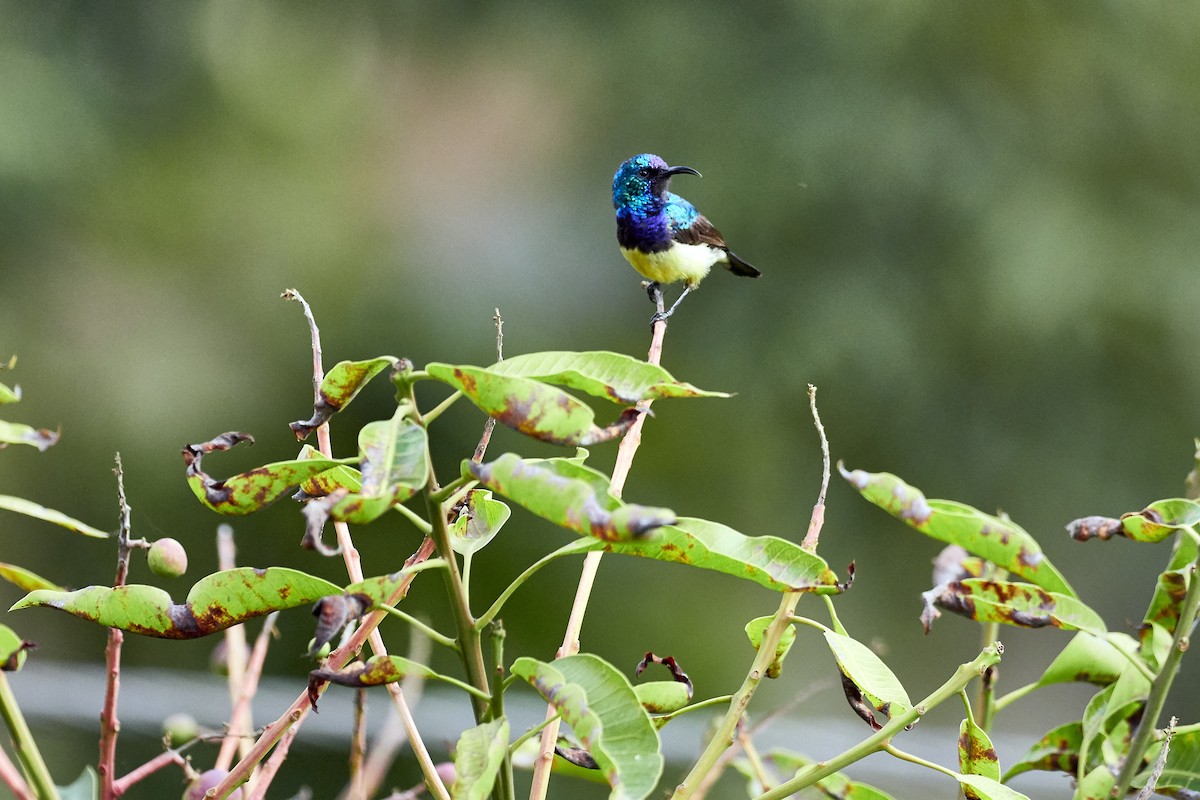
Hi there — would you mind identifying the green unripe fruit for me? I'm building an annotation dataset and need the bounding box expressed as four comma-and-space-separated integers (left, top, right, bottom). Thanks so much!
162, 712, 198, 746
147, 538, 188, 578
306, 637, 332, 660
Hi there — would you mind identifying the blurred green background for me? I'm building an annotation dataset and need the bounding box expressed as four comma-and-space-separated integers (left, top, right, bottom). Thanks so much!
1, 2, 1198, 797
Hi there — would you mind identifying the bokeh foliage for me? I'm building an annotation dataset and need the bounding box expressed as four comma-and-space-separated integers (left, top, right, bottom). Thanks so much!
1, 2, 1197, 797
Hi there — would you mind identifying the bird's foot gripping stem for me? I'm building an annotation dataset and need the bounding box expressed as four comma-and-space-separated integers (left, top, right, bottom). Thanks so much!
649, 286, 692, 327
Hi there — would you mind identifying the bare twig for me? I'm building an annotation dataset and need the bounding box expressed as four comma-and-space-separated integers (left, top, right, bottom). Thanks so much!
112, 748, 187, 796
282, 289, 323, 401
352, 632, 432, 800
1135, 716, 1177, 800
529, 293, 669, 799
348, 689, 367, 800
99, 453, 136, 799
247, 722, 301, 800
214, 524, 252, 772
216, 612, 279, 771
801, 385, 830, 552
472, 309, 504, 464
673, 389, 834, 800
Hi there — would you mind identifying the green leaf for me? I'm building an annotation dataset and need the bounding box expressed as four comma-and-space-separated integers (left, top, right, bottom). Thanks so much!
1140, 532, 1197, 668
1134, 729, 1200, 794
0, 381, 20, 405
825, 631, 912, 728
1120, 498, 1200, 543
342, 560, 448, 606
466, 453, 675, 542
57, 766, 99, 800
600, 517, 843, 593
1003, 721, 1082, 780
1080, 668, 1147, 774
959, 717, 1001, 785
325, 412, 429, 524
0, 624, 33, 671
289, 356, 401, 439
297, 444, 363, 496
633, 682, 691, 715
922, 579, 1105, 635
745, 616, 796, 678
0, 420, 58, 451
840, 465, 1074, 597
0, 562, 62, 593
451, 489, 511, 556
1034, 632, 1138, 689
12, 568, 341, 638
1073, 765, 1115, 800
428, 363, 640, 446
511, 654, 663, 800
453, 718, 510, 800
183, 432, 356, 516
0, 495, 109, 538
955, 774, 1030, 800
487, 351, 730, 404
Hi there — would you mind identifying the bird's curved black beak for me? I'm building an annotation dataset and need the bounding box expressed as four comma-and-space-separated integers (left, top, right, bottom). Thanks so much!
662, 165, 701, 179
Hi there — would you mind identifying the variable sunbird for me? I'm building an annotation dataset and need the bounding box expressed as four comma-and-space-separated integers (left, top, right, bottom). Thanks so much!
613, 153, 760, 322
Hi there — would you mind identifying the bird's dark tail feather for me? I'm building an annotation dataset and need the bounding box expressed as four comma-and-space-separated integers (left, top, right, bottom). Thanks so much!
725, 251, 762, 278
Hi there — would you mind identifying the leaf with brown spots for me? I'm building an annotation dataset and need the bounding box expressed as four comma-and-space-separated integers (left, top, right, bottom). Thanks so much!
1033, 631, 1139, 689
321, 412, 429, 525
0, 421, 58, 452
10, 568, 341, 638
486, 351, 730, 404
840, 463, 1075, 597
959, 715, 1001, 788
290, 356, 399, 439
307, 655, 486, 711
921, 578, 1105, 636
1119, 498, 1200, 543
825, 631, 912, 729
466, 453, 675, 542
1140, 533, 1197, 668
182, 431, 356, 516
1004, 721, 1083, 780
745, 616, 796, 678
341, 559, 447, 606
426, 363, 640, 446
600, 517, 845, 593
511, 654, 664, 800
0, 624, 34, 672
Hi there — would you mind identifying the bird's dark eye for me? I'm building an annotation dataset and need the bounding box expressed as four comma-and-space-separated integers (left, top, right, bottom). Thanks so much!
636, 167, 652, 178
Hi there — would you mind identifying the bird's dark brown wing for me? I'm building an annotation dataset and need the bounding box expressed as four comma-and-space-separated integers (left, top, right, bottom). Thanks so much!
671, 214, 729, 249
673, 214, 762, 278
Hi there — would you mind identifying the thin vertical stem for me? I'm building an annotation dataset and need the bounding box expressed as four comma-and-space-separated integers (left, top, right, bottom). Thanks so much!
529, 293, 668, 800
1114, 559, 1200, 796
0, 674, 55, 800
99, 453, 136, 800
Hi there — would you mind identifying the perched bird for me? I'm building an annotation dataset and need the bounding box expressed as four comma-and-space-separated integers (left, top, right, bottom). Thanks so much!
613, 153, 760, 322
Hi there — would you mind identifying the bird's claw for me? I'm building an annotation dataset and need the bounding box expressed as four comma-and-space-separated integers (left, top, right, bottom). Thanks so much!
642, 281, 663, 305
649, 310, 671, 327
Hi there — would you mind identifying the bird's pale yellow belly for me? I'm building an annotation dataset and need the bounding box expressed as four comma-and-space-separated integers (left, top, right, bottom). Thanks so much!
620, 244, 725, 288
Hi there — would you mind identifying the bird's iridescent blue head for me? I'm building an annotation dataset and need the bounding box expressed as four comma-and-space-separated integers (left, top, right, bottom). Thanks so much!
612, 153, 701, 212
